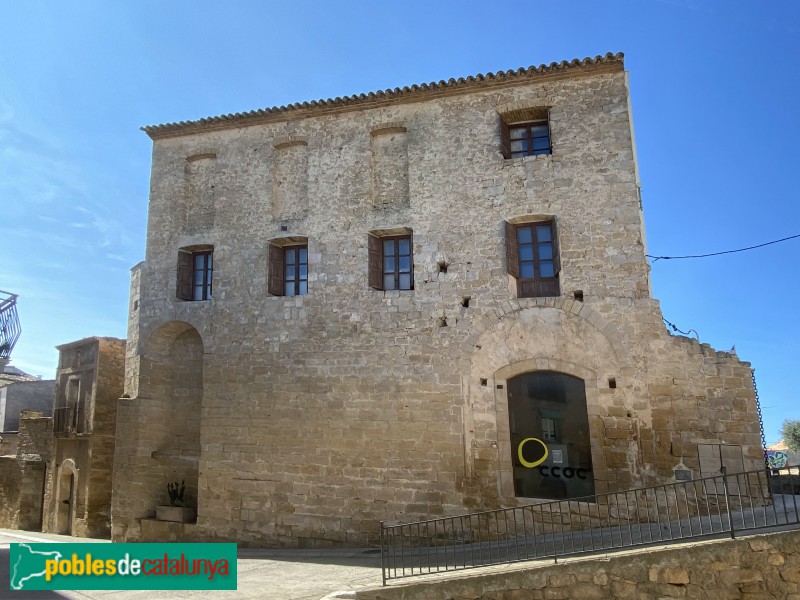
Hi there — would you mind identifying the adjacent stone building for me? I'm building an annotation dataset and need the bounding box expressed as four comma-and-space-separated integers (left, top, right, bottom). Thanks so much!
42, 337, 125, 537
0, 413, 52, 530
112, 52, 763, 547
0, 365, 55, 529
0, 365, 54, 454
0, 338, 125, 535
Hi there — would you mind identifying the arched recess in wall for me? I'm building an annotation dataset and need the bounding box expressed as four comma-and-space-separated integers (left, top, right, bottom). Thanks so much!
370, 124, 409, 208
272, 138, 308, 219
138, 320, 203, 515
184, 153, 217, 232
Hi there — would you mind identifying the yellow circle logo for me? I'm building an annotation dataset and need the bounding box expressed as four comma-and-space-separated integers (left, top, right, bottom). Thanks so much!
517, 437, 549, 468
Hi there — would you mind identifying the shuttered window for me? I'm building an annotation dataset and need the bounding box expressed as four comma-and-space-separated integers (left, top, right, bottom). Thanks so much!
177, 249, 213, 301
506, 219, 560, 298
368, 233, 413, 291
268, 243, 308, 296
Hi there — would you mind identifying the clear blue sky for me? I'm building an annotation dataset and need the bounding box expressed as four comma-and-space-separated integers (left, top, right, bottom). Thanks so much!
1, 1, 798, 443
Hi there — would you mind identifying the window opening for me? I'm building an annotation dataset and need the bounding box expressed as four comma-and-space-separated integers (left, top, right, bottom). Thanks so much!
383, 236, 412, 290
501, 118, 552, 159
269, 243, 308, 296
506, 220, 560, 298
192, 252, 213, 300
369, 233, 414, 291
177, 248, 213, 301
284, 246, 308, 296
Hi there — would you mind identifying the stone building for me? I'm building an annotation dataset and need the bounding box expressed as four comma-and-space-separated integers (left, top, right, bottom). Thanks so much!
112, 52, 763, 547
42, 337, 125, 537
0, 413, 52, 530
0, 365, 54, 455
0, 365, 55, 529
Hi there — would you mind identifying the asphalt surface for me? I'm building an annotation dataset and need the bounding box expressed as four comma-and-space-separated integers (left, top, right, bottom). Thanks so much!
0, 529, 382, 600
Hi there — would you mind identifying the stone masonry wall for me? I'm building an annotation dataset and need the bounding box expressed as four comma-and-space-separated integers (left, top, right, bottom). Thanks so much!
116, 56, 763, 546
17, 416, 54, 458
0, 416, 52, 529
354, 530, 800, 600
84, 337, 125, 536
0, 432, 18, 456
0, 456, 21, 528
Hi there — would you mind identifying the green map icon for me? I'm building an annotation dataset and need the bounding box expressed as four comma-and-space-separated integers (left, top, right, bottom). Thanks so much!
10, 544, 63, 590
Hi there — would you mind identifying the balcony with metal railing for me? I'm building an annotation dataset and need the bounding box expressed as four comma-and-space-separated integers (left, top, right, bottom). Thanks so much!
0, 290, 21, 361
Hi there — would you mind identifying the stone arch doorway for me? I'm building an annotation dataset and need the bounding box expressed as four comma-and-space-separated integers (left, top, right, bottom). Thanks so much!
506, 370, 594, 500
55, 459, 77, 535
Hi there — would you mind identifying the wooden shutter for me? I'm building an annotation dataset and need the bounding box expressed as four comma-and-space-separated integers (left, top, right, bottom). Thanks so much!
500, 119, 511, 159
176, 251, 193, 300
368, 234, 383, 290
505, 221, 519, 278
551, 217, 561, 275
268, 243, 284, 296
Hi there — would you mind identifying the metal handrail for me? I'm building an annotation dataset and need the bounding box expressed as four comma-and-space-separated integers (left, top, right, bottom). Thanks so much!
380, 465, 800, 585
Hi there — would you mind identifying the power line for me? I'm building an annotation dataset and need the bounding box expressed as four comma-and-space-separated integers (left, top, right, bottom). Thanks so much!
647, 233, 800, 262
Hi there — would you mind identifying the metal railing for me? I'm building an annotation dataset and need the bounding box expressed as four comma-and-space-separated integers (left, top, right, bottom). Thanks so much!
0, 290, 21, 359
380, 465, 800, 585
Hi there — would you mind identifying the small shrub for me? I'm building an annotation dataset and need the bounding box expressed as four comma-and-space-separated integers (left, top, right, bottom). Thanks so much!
167, 480, 189, 507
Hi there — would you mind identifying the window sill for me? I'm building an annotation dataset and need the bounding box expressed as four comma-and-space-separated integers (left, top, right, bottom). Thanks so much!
502, 153, 552, 163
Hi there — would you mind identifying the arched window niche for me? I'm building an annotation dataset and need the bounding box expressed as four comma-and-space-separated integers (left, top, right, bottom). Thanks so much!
507, 371, 594, 500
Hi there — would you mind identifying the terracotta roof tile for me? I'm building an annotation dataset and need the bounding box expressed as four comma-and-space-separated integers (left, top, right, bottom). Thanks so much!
142, 52, 624, 139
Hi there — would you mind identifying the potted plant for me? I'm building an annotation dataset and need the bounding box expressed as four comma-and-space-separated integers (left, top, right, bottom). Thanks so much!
156, 480, 196, 523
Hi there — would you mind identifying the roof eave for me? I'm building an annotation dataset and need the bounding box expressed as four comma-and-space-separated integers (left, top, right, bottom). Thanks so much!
142, 52, 624, 140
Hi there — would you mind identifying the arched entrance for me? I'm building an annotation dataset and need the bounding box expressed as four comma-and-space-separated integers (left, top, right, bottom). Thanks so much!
507, 371, 594, 500
55, 460, 77, 535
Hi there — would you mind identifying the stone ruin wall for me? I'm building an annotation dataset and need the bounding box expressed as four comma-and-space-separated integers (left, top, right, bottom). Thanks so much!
0, 416, 52, 530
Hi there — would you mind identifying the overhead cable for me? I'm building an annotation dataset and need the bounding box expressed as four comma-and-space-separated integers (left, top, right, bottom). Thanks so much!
647, 233, 800, 262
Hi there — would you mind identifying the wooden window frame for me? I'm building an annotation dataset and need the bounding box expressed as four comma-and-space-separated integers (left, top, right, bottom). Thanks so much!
501, 119, 552, 159
505, 219, 560, 298
177, 248, 213, 301
268, 243, 308, 297
368, 233, 413, 291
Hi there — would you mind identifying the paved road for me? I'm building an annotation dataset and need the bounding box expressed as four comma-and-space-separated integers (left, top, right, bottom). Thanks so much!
1, 529, 382, 600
